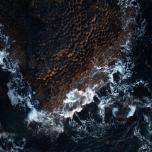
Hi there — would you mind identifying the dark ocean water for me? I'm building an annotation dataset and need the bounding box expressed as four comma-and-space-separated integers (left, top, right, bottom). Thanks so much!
0, 0, 152, 152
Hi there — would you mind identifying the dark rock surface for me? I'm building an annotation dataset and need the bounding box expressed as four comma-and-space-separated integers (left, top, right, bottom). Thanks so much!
0, 0, 125, 110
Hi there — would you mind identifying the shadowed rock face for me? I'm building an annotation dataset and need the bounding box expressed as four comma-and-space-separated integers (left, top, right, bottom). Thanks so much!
0, 0, 124, 110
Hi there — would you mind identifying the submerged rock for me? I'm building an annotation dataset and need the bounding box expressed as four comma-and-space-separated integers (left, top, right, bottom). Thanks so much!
0, 0, 128, 110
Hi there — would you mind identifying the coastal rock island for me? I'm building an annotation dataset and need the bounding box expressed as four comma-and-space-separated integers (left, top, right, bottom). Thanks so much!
0, 0, 128, 110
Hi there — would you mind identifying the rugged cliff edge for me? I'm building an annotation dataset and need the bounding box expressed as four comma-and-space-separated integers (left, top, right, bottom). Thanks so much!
0, 0, 127, 110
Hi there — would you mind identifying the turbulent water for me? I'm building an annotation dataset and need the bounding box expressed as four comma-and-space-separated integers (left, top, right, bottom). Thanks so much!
0, 0, 152, 152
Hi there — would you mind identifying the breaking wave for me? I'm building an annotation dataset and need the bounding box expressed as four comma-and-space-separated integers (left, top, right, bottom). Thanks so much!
0, 0, 152, 151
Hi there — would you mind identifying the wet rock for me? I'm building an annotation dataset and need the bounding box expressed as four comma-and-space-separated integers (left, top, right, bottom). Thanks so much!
0, 0, 125, 111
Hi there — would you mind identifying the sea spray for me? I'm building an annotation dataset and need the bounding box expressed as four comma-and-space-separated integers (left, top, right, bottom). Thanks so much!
0, 0, 151, 151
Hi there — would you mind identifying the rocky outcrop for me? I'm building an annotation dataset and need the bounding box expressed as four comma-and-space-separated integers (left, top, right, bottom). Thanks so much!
0, 0, 124, 110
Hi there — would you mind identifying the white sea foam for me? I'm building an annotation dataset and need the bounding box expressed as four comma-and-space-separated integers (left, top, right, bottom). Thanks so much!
0, 132, 26, 152
62, 85, 98, 118
48, 0, 146, 122
0, 1, 149, 151
118, 0, 139, 9
127, 105, 136, 118
0, 33, 64, 137
0, 27, 40, 122
134, 128, 152, 152
97, 0, 147, 122
0, 0, 141, 124
112, 107, 119, 117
